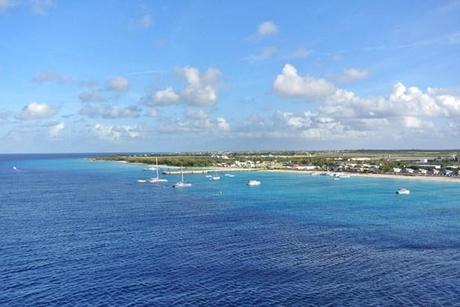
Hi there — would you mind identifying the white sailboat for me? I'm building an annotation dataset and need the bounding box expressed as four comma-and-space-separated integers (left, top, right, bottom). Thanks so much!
149, 157, 168, 183
173, 167, 192, 188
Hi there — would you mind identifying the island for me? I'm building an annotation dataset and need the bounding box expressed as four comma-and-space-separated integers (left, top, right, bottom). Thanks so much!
94, 150, 460, 181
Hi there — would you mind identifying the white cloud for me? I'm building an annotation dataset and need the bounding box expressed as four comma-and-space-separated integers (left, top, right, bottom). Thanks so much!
286, 48, 309, 59
0, 0, 15, 11
273, 64, 336, 98
339, 68, 370, 82
106, 76, 129, 92
32, 71, 70, 84
403, 116, 423, 129
79, 91, 105, 103
179, 66, 221, 106
258, 21, 278, 36
148, 86, 180, 106
142, 66, 222, 107
30, 0, 53, 15
48, 122, 64, 138
80, 104, 141, 119
159, 110, 230, 133
93, 124, 143, 141
215, 117, 230, 131
245, 47, 277, 62
145, 108, 159, 117
138, 14, 153, 28
17, 102, 56, 120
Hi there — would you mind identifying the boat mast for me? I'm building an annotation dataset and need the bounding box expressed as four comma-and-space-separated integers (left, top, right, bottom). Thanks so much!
181, 167, 184, 183
156, 157, 159, 179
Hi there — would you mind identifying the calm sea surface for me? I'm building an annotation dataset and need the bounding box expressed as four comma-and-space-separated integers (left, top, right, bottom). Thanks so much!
1, 154, 460, 306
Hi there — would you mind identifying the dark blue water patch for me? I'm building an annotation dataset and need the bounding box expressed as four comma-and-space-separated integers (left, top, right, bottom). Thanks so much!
1, 155, 460, 305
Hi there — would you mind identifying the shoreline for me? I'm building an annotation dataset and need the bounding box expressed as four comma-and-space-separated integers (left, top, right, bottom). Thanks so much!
92, 158, 460, 184
264, 169, 460, 183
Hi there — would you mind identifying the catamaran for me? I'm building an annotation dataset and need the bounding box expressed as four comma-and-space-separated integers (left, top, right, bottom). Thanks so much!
173, 167, 192, 188
149, 157, 168, 183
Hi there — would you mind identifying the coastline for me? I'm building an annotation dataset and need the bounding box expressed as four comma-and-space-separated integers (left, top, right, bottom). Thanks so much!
92, 158, 460, 184
264, 169, 460, 183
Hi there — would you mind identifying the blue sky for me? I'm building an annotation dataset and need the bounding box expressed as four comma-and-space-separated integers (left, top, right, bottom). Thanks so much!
1, 0, 460, 153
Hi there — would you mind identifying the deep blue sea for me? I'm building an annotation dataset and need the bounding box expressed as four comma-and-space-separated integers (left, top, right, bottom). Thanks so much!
1, 154, 460, 306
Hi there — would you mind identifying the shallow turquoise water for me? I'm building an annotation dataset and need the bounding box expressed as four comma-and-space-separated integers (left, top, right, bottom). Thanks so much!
1, 154, 460, 305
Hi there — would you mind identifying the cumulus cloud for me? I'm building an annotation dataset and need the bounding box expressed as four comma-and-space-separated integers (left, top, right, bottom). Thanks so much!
48, 122, 64, 138
269, 65, 460, 142
147, 86, 180, 106
273, 64, 336, 98
106, 76, 129, 92
16, 102, 56, 120
339, 68, 370, 82
179, 67, 221, 106
32, 71, 70, 84
144, 66, 222, 107
258, 21, 278, 36
80, 104, 141, 119
93, 124, 143, 141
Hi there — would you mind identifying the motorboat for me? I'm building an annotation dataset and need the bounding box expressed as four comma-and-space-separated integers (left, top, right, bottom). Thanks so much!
396, 188, 411, 195
247, 180, 261, 187
209, 176, 221, 181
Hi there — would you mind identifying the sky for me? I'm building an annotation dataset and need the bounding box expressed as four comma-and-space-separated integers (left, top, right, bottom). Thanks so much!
1, 0, 460, 153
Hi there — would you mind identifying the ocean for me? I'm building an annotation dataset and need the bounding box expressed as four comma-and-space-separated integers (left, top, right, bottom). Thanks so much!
1, 154, 460, 305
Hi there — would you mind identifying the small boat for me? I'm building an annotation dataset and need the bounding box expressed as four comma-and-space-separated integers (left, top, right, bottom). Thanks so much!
224, 174, 235, 177
396, 188, 411, 195
137, 179, 147, 183
247, 180, 261, 187
144, 166, 157, 171
149, 157, 168, 183
205, 175, 213, 178
209, 176, 221, 181
149, 177, 168, 183
12, 166, 18, 171
173, 167, 192, 188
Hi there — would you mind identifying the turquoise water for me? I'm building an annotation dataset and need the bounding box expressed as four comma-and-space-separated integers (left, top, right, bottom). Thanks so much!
1, 154, 460, 305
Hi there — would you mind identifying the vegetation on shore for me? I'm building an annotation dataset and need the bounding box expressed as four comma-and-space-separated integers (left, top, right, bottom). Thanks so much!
95, 150, 460, 177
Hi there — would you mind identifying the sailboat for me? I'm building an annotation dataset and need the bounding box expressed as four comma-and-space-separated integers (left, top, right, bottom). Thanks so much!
173, 167, 192, 188
149, 157, 168, 183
